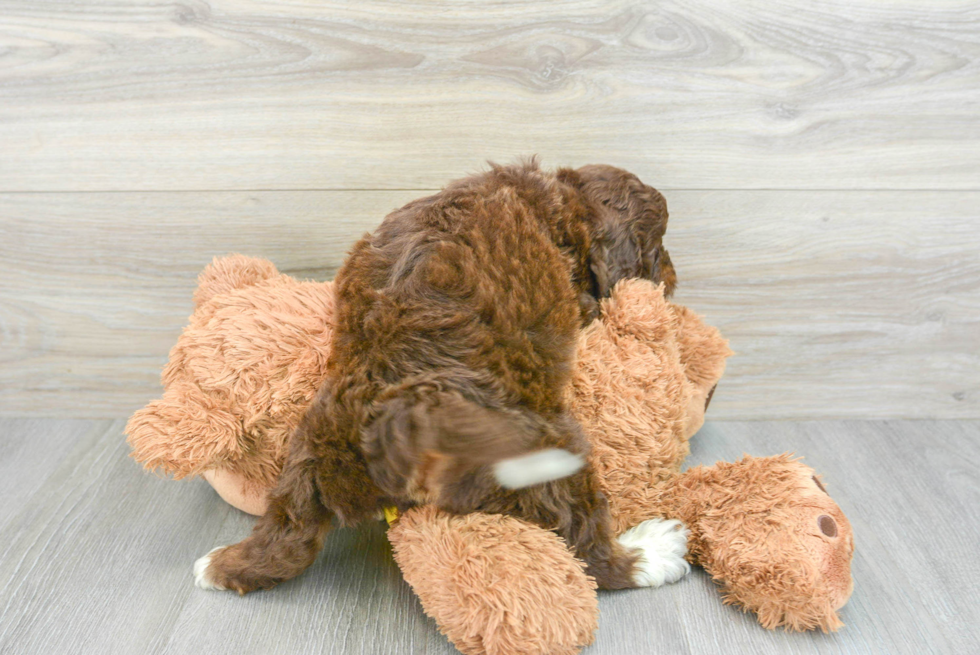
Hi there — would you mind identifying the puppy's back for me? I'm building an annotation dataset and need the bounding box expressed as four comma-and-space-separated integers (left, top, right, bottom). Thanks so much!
332, 165, 589, 502
334, 168, 583, 412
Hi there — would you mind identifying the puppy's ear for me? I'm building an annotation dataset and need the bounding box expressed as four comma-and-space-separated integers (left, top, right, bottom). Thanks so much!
641, 243, 676, 297
589, 239, 612, 298
588, 217, 645, 298
359, 392, 423, 498
571, 164, 676, 297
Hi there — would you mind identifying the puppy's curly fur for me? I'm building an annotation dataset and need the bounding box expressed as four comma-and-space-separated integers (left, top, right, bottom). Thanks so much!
200, 160, 676, 592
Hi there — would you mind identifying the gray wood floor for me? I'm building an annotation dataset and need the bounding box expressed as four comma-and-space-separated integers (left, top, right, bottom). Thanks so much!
1, 418, 976, 655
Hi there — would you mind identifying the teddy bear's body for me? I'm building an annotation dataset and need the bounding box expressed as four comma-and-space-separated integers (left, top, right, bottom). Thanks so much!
128, 255, 853, 655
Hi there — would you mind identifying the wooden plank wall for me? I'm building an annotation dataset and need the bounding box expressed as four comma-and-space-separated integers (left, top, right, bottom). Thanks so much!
1, 1, 978, 419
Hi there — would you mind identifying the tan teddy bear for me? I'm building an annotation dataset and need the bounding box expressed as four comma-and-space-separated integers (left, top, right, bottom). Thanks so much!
127, 254, 854, 655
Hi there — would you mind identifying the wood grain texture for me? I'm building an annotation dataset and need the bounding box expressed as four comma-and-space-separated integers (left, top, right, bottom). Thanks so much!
1, 418, 977, 654
1, 189, 977, 419
1, 1, 979, 191
672, 190, 980, 420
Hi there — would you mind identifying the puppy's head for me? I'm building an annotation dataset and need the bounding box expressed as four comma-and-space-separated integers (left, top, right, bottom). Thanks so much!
572, 164, 676, 298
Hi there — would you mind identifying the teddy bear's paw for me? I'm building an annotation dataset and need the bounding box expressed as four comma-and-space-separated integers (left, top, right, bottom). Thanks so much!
193, 546, 228, 591
619, 518, 691, 587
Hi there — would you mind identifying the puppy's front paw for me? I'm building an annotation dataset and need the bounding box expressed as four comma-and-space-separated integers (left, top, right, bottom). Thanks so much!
194, 546, 228, 591
618, 518, 691, 587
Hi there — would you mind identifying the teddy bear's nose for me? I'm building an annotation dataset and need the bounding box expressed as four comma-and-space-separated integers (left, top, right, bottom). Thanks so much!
818, 515, 838, 537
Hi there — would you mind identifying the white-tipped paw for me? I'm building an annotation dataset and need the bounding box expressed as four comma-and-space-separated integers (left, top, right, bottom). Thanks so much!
194, 546, 228, 591
619, 518, 691, 587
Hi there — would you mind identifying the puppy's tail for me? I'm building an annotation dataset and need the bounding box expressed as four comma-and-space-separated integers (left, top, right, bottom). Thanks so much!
362, 390, 585, 498
492, 448, 585, 490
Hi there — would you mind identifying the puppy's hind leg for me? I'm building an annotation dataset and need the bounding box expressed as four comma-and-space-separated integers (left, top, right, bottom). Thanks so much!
194, 431, 331, 594
541, 468, 690, 590
194, 397, 375, 595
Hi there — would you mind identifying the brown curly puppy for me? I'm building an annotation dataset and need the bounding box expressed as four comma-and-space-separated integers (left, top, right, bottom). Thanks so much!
195, 160, 681, 593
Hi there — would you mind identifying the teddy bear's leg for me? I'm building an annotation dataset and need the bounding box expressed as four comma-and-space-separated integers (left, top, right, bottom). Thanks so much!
671, 303, 732, 393
192, 254, 279, 309
389, 506, 599, 655
670, 302, 732, 439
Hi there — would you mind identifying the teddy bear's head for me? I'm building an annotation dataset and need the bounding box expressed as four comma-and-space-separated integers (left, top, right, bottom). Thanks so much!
668, 454, 855, 632
127, 255, 335, 509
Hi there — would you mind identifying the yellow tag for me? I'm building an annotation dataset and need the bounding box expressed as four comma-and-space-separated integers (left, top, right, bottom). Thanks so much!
383, 506, 400, 525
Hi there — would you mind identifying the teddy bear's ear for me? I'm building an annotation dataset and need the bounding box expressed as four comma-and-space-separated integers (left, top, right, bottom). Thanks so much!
192, 254, 279, 309
598, 278, 677, 343
670, 303, 733, 391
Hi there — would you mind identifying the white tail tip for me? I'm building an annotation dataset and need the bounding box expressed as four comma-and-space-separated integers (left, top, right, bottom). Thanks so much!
492, 448, 585, 489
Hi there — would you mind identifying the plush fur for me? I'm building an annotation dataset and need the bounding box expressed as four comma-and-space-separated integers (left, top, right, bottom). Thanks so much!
389, 506, 599, 655
127, 255, 332, 500
128, 255, 855, 655
564, 280, 853, 632
657, 455, 854, 631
